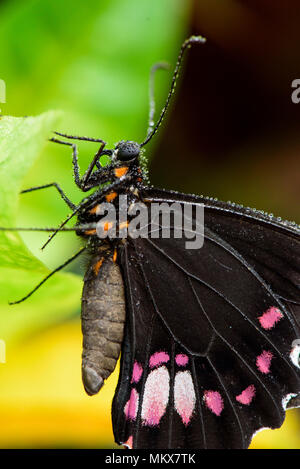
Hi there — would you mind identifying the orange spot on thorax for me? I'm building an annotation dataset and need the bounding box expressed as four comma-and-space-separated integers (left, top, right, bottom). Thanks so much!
103, 221, 113, 231
114, 166, 128, 178
119, 221, 129, 230
84, 229, 96, 235
93, 258, 103, 276
89, 205, 99, 215
105, 191, 117, 202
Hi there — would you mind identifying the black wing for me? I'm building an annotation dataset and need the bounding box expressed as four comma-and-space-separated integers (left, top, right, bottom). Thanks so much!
112, 188, 300, 449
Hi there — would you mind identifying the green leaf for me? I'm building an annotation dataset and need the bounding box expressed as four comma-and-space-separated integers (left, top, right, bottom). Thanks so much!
0, 113, 82, 344
0, 0, 191, 345
0, 0, 190, 272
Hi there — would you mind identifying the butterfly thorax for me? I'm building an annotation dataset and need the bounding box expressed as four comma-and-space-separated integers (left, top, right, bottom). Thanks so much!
76, 141, 147, 247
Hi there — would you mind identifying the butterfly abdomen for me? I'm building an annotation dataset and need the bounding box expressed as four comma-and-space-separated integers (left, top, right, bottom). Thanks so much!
81, 247, 125, 396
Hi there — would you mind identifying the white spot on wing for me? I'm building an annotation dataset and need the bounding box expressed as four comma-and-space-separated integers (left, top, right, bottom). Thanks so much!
290, 343, 300, 369
282, 393, 298, 410
174, 371, 196, 426
141, 366, 170, 426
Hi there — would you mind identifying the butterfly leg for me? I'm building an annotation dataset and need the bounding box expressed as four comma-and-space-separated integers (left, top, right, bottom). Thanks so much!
80, 142, 106, 191
21, 183, 76, 210
53, 131, 106, 143
50, 137, 107, 192
50, 137, 82, 189
39, 180, 119, 251
9, 246, 86, 305
52, 132, 108, 189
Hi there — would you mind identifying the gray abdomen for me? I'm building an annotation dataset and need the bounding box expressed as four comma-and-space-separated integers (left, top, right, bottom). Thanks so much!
81, 249, 125, 395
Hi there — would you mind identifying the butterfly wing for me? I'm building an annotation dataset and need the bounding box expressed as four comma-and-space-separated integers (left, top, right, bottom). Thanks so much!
112, 188, 300, 449
144, 188, 300, 325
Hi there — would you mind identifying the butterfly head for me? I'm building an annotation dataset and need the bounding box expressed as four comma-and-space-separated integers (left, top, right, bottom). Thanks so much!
113, 140, 141, 163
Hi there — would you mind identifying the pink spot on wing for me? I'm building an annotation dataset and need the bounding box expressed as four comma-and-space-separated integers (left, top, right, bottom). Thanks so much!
204, 390, 224, 416
256, 350, 273, 374
258, 306, 283, 330
131, 361, 143, 383
124, 389, 139, 421
174, 371, 195, 425
149, 351, 170, 368
175, 354, 189, 367
141, 366, 170, 426
236, 385, 256, 405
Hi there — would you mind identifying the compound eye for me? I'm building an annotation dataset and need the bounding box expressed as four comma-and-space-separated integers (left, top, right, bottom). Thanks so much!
116, 141, 140, 161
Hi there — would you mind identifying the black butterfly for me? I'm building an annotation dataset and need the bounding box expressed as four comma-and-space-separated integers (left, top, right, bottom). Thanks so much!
4, 36, 300, 449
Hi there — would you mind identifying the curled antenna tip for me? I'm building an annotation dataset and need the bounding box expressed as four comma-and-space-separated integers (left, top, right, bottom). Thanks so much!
183, 36, 207, 50
187, 35, 207, 43
150, 61, 170, 73
140, 34, 207, 147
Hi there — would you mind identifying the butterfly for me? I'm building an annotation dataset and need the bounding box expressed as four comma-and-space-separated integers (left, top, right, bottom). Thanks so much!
4, 36, 300, 449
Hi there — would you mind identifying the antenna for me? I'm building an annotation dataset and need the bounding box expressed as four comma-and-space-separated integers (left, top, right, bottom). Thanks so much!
140, 35, 206, 148
146, 62, 170, 138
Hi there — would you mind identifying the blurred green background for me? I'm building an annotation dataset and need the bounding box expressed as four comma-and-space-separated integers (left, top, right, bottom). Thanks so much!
0, 0, 299, 448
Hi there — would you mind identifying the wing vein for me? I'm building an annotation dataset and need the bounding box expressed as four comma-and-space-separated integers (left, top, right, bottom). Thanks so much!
168, 341, 175, 449
143, 237, 299, 380
190, 356, 207, 449
145, 200, 299, 333
207, 355, 246, 448
133, 312, 156, 448
188, 277, 283, 421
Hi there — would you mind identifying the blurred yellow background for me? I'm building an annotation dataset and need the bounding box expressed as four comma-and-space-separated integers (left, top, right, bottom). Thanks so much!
0, 319, 299, 448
